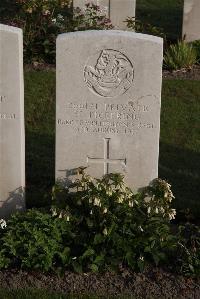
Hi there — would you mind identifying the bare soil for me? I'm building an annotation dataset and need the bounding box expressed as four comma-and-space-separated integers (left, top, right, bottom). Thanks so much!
163, 65, 200, 80
0, 268, 199, 298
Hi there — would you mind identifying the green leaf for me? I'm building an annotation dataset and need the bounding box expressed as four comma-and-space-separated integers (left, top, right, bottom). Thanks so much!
152, 254, 160, 266
82, 248, 95, 259
58, 247, 70, 264
94, 234, 104, 245
90, 263, 98, 272
189, 264, 194, 273
94, 254, 105, 266
72, 261, 83, 273
137, 259, 145, 272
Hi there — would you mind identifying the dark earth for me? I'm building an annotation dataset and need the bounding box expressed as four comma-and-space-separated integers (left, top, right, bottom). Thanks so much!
163, 65, 200, 80
0, 268, 199, 298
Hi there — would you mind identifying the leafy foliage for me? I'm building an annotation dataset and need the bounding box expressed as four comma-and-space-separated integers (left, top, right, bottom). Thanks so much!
164, 41, 198, 71
1, 1, 112, 63
3, 0, 72, 63
52, 170, 177, 272
176, 224, 200, 277
0, 171, 198, 276
191, 40, 200, 60
72, 2, 113, 31
0, 209, 73, 271
125, 17, 166, 40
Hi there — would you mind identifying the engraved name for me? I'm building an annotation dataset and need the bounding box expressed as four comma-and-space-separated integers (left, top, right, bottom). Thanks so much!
58, 98, 155, 135
0, 113, 16, 120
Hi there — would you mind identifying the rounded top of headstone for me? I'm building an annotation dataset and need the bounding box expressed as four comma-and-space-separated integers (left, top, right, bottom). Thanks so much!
57, 30, 163, 45
0, 24, 22, 34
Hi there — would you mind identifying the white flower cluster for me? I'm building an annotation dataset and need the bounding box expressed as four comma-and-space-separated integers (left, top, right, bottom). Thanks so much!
168, 209, 176, 220
94, 197, 101, 207
164, 182, 175, 203
143, 179, 176, 221
103, 228, 108, 235
52, 13, 65, 24
50, 207, 70, 221
0, 219, 6, 229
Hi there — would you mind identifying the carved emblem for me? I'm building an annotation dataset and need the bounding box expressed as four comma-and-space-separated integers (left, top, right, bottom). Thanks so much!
84, 49, 134, 98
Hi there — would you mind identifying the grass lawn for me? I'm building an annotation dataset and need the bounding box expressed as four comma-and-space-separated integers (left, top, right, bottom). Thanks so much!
136, 0, 184, 40
160, 80, 200, 220
25, 70, 200, 220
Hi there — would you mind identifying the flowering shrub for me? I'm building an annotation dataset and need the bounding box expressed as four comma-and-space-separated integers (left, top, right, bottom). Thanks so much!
7, 0, 72, 63
0, 171, 198, 275
51, 170, 177, 272
72, 2, 113, 31
1, 1, 113, 63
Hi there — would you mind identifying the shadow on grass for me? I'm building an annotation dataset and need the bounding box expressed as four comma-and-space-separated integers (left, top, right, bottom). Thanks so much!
25, 131, 55, 208
159, 142, 200, 220
25, 131, 200, 220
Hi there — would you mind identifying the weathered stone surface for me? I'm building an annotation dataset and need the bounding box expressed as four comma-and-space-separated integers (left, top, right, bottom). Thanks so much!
182, 0, 200, 42
73, 0, 136, 30
56, 30, 163, 190
0, 24, 25, 217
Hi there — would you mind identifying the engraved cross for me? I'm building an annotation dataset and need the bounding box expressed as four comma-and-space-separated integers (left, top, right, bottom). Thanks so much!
87, 138, 126, 175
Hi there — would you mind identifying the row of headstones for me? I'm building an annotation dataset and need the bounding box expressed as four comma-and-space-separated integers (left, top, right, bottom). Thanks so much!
74, 0, 200, 42
0, 24, 163, 218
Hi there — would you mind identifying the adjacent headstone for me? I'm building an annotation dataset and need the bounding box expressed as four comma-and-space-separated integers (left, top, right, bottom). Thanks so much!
73, 0, 136, 30
0, 24, 25, 217
182, 0, 200, 42
56, 30, 163, 190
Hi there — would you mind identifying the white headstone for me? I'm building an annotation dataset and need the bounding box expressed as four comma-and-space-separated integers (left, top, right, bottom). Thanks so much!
182, 0, 200, 42
73, 0, 136, 30
0, 24, 25, 217
56, 30, 163, 190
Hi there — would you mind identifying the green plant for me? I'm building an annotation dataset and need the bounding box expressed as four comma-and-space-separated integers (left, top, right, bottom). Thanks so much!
176, 224, 200, 276
3, 1, 113, 64
72, 2, 113, 31
11, 0, 72, 63
52, 170, 177, 272
0, 171, 177, 273
164, 41, 198, 71
190, 40, 200, 60
0, 171, 199, 276
0, 209, 73, 271
125, 17, 166, 40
